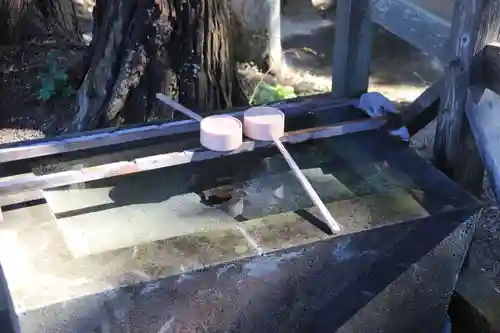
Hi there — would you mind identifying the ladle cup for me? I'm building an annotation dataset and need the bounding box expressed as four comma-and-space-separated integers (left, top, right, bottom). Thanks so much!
156, 93, 243, 152
243, 106, 341, 233
155, 96, 340, 233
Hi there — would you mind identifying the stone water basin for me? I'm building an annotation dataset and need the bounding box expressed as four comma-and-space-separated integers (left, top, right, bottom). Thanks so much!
0, 108, 480, 332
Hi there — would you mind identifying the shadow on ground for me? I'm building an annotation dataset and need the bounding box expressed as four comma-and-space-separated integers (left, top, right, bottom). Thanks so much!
282, 24, 442, 89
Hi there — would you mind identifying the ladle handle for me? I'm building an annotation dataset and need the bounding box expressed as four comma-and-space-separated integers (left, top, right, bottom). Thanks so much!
272, 137, 341, 233
156, 93, 204, 122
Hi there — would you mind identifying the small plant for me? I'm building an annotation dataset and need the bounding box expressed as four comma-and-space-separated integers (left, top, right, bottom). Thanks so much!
37, 50, 76, 101
251, 83, 297, 105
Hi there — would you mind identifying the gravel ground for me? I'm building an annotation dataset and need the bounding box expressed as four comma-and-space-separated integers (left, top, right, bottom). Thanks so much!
0, 129, 45, 144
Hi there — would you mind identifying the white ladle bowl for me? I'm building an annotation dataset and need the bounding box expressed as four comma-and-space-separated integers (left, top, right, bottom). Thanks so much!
200, 115, 243, 152
156, 93, 243, 152
243, 106, 285, 141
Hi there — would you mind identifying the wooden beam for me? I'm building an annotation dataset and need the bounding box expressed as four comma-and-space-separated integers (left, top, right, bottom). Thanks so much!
332, 0, 374, 98
465, 88, 500, 203
0, 94, 354, 164
402, 77, 442, 135
369, 0, 451, 60
434, 0, 500, 193
0, 117, 387, 196
402, 70, 467, 136
455, 92, 487, 197
403, 77, 442, 123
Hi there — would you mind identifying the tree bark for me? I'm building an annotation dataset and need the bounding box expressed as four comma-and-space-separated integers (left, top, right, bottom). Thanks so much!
70, 0, 247, 131
0, 0, 81, 44
37, 0, 81, 41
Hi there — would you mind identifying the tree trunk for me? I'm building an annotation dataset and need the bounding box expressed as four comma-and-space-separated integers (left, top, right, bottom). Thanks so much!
266, 0, 283, 72
37, 0, 82, 41
0, 0, 81, 44
231, 0, 285, 73
70, 0, 247, 131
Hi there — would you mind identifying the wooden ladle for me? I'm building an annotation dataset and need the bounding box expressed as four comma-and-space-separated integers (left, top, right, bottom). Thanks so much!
243, 106, 341, 233
156, 95, 340, 233
156, 93, 243, 152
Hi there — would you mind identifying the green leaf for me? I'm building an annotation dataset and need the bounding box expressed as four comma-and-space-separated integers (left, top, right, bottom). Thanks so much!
252, 83, 297, 105
302, 47, 318, 55
274, 84, 296, 99
260, 83, 277, 92
256, 84, 276, 104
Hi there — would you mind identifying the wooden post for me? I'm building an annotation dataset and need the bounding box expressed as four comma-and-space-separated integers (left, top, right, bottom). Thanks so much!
482, 43, 500, 95
332, 0, 374, 98
434, 0, 500, 195
465, 87, 500, 204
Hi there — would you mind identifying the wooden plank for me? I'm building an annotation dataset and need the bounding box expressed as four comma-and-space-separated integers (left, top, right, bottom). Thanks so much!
403, 77, 442, 124
397, 71, 465, 136
434, 0, 500, 194
0, 117, 387, 196
332, 0, 374, 98
465, 88, 500, 203
370, 0, 452, 60
0, 94, 355, 164
408, 0, 455, 21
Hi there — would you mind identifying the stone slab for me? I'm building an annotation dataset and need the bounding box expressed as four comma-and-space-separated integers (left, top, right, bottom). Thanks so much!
3, 189, 427, 313
16, 208, 476, 333
453, 184, 500, 332
42, 158, 357, 258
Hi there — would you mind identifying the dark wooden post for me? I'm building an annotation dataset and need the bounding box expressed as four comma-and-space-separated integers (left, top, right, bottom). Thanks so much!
331, 0, 374, 98
483, 43, 500, 95
434, 0, 500, 195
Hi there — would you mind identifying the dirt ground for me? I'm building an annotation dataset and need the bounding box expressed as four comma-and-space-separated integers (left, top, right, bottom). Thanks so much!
0, 39, 85, 140
0, 0, 93, 141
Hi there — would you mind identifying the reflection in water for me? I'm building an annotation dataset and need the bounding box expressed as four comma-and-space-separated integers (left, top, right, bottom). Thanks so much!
42, 140, 381, 258
197, 150, 359, 223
